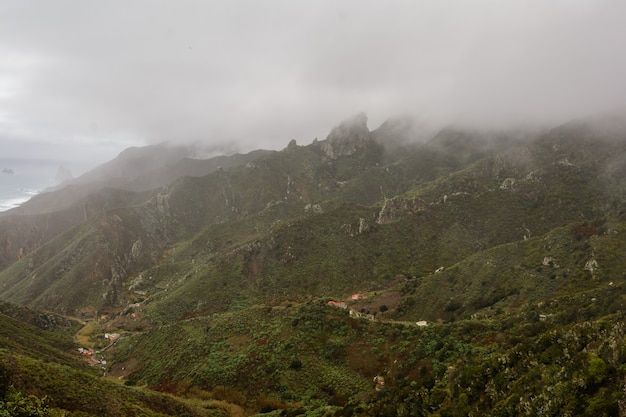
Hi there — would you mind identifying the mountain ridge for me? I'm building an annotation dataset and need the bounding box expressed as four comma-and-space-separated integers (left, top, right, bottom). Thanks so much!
2, 113, 626, 415
3, 114, 624, 315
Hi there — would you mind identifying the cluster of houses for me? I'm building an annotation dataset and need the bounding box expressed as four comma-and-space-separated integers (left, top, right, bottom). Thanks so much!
77, 332, 122, 371
77, 347, 106, 367
77, 347, 95, 356
327, 296, 428, 326
327, 299, 377, 321
104, 333, 120, 342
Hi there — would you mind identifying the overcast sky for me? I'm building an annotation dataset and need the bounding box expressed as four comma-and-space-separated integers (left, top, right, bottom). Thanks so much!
1, 0, 625, 165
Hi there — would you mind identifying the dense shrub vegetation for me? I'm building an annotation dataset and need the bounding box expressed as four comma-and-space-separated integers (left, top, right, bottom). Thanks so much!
2, 117, 626, 415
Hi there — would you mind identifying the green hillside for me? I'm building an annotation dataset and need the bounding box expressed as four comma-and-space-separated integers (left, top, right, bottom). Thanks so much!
1, 115, 626, 415
0, 300, 227, 416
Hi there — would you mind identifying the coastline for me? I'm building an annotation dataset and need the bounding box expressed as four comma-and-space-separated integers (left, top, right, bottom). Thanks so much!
0, 158, 61, 213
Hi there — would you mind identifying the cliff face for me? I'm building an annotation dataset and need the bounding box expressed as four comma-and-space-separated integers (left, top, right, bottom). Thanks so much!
321, 113, 371, 159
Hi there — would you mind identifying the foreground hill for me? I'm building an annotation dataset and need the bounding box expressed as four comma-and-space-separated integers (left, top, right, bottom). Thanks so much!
1, 114, 626, 415
0, 300, 227, 416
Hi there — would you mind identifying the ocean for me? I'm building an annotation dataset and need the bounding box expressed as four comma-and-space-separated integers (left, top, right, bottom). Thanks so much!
0, 158, 88, 212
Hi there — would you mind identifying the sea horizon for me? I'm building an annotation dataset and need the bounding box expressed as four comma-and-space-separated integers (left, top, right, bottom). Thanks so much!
0, 157, 92, 212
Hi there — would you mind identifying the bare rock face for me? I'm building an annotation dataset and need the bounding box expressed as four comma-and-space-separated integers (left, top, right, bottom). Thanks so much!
377, 196, 426, 224
321, 113, 371, 159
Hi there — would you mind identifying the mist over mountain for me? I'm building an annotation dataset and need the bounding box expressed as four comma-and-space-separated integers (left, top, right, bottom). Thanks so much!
2, 2, 626, 163
3, 1, 626, 414
1, 144, 274, 217
1, 113, 626, 415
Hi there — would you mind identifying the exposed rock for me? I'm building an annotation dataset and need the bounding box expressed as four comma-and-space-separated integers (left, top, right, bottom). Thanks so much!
264, 201, 281, 212
341, 218, 370, 237
341, 223, 354, 237
103, 260, 128, 305
128, 274, 144, 292
358, 218, 369, 234
304, 203, 323, 215
543, 257, 559, 268
321, 113, 371, 159
585, 259, 598, 274
110, 261, 127, 287
140, 191, 174, 244
131, 239, 143, 259
526, 171, 540, 181
229, 241, 261, 257
35, 313, 72, 330
377, 196, 426, 224
155, 191, 170, 215
500, 178, 516, 190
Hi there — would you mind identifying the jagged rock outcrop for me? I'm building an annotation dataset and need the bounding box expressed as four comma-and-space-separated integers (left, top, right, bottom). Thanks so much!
377, 196, 426, 224
500, 178, 516, 190
585, 259, 599, 275
321, 113, 371, 159
341, 217, 370, 237
304, 203, 323, 215
358, 218, 369, 234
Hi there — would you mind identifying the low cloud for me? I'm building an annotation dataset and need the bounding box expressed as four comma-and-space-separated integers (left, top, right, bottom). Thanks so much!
1, 0, 625, 163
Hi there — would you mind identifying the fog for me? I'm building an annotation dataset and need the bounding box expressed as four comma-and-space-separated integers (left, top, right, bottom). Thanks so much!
1, 0, 625, 165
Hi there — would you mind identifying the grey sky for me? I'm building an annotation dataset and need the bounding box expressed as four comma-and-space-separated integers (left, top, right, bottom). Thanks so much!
1, 0, 625, 164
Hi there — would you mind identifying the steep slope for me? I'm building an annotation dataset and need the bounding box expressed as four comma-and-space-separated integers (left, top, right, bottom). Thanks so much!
3, 145, 272, 218
4, 115, 624, 318
2, 114, 626, 415
142, 119, 626, 324
0, 187, 148, 272
0, 302, 225, 416
0, 115, 417, 314
111, 284, 626, 416
122, 149, 274, 192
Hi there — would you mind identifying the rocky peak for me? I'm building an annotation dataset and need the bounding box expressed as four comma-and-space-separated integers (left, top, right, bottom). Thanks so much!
321, 113, 370, 159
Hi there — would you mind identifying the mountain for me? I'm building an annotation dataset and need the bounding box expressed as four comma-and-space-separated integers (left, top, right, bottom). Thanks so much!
1, 114, 626, 415
2, 143, 274, 216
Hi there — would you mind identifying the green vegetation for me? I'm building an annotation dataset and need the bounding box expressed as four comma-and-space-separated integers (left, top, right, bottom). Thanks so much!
2, 117, 626, 415
0, 304, 225, 416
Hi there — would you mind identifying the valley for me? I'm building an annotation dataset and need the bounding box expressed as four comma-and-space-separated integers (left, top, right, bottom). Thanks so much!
2, 114, 626, 416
